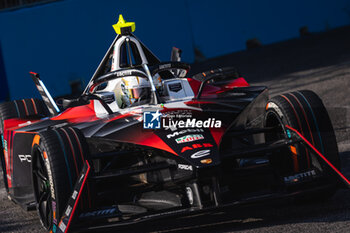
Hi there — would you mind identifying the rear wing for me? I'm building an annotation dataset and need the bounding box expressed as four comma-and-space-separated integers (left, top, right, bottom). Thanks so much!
30, 72, 60, 116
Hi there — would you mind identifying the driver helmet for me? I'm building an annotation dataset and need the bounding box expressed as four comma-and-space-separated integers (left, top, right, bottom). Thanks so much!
115, 76, 151, 108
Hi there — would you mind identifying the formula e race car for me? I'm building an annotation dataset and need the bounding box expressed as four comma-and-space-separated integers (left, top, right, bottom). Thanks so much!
0, 15, 348, 233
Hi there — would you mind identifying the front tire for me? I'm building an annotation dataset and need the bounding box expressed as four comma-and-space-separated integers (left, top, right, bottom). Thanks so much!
31, 127, 90, 230
265, 90, 340, 201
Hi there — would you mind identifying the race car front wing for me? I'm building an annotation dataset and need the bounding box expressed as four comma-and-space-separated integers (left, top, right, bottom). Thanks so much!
55, 125, 350, 233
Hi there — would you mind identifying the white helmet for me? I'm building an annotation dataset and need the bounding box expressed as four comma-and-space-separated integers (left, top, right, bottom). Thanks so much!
114, 76, 151, 108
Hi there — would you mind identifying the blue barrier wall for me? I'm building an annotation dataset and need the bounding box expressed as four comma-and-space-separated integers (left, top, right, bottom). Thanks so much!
0, 0, 349, 100
0, 41, 9, 102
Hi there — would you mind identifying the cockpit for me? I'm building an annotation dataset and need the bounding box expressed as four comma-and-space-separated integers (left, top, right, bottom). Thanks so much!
85, 15, 195, 116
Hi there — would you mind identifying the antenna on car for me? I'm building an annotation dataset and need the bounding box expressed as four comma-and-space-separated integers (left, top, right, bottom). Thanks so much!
112, 14, 135, 35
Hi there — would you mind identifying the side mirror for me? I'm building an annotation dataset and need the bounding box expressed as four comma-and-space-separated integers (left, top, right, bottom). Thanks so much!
171, 47, 182, 62
56, 97, 89, 109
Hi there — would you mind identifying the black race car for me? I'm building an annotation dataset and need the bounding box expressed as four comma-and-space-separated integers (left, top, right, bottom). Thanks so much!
0, 15, 348, 233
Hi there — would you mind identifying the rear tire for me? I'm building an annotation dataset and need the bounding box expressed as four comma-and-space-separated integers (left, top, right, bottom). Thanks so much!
0, 98, 48, 124
31, 127, 90, 231
0, 98, 48, 192
265, 90, 340, 201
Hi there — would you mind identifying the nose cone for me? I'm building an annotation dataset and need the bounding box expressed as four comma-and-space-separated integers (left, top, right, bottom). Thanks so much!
154, 127, 221, 168
140, 107, 227, 167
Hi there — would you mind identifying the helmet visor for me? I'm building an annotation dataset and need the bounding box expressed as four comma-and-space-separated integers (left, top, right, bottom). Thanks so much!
128, 87, 149, 99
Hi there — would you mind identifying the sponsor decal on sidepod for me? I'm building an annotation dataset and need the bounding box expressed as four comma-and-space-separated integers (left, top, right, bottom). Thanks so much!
175, 134, 204, 144
178, 164, 193, 171
181, 143, 213, 153
190, 150, 211, 159
18, 154, 31, 163
167, 129, 204, 138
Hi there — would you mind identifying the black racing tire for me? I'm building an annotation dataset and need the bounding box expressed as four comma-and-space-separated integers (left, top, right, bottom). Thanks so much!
0, 98, 49, 124
0, 98, 49, 191
31, 127, 90, 231
265, 90, 340, 201
0, 133, 7, 192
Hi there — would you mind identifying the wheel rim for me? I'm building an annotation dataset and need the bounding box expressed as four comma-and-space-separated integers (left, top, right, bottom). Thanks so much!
265, 110, 295, 175
265, 111, 286, 141
32, 148, 53, 230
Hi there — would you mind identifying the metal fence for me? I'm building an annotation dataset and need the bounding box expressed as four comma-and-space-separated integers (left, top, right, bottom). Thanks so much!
0, 0, 59, 11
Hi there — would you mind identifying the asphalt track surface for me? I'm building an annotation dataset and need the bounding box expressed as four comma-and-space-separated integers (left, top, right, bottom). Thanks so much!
0, 26, 349, 233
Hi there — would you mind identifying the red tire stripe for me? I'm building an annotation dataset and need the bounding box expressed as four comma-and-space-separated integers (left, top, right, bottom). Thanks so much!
31, 98, 38, 115
61, 128, 79, 177
281, 94, 308, 172
289, 93, 314, 168
61, 128, 86, 210
68, 127, 92, 208
21, 99, 29, 117
68, 127, 84, 163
